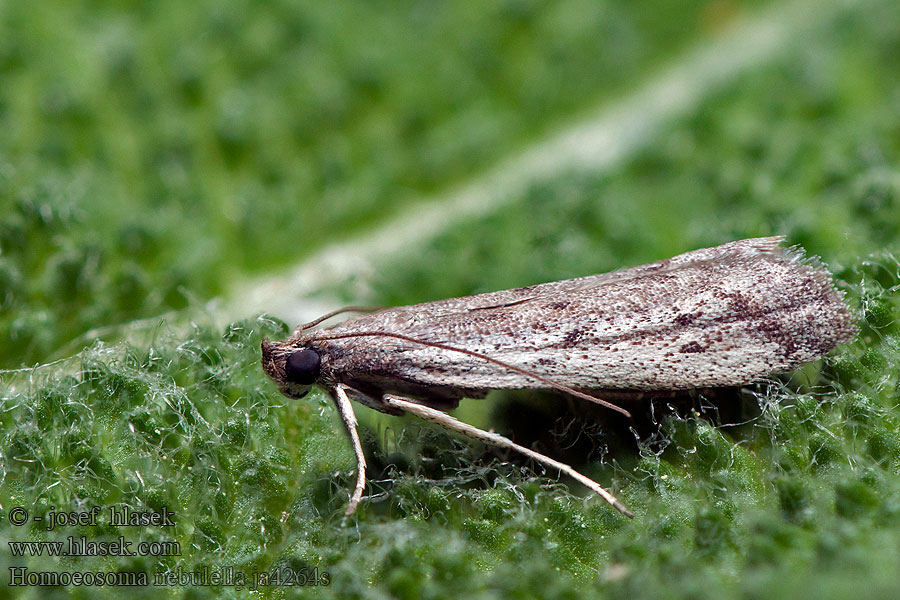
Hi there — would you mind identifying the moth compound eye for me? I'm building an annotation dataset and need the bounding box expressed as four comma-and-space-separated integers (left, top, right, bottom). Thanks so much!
284, 348, 321, 385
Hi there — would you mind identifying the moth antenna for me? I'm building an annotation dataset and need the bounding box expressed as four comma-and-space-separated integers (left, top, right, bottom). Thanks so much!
316, 331, 632, 419
297, 306, 383, 334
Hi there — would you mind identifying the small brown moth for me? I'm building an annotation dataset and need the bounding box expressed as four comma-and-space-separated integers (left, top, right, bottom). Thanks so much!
261, 237, 856, 518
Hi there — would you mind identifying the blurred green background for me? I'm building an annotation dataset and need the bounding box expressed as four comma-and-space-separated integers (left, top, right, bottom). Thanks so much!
2, 0, 900, 598
0, 0, 772, 367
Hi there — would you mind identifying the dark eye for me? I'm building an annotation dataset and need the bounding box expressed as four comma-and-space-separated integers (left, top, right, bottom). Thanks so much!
284, 348, 321, 385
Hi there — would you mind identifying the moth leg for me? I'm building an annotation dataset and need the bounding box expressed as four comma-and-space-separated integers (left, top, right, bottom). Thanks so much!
381, 394, 634, 519
330, 384, 367, 519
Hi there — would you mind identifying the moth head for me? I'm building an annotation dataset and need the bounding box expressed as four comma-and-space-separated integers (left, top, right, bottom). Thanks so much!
261, 338, 322, 399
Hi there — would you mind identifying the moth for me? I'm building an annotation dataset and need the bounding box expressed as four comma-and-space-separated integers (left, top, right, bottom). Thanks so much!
261, 237, 856, 518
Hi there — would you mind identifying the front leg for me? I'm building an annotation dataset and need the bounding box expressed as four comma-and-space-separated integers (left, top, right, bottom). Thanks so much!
382, 393, 634, 519
327, 385, 433, 518
330, 384, 368, 519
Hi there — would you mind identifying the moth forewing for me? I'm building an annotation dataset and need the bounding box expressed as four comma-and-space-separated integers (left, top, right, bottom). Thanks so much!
261, 236, 857, 519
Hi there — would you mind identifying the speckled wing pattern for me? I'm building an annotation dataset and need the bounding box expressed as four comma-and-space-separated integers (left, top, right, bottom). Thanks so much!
312, 237, 857, 393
